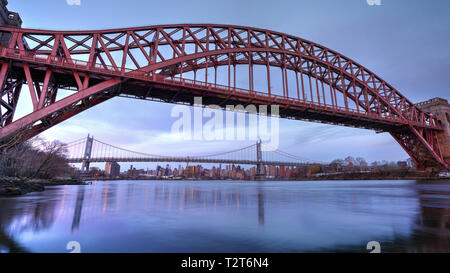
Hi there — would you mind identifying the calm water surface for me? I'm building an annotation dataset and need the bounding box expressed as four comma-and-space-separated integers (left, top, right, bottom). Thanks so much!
0, 179, 449, 253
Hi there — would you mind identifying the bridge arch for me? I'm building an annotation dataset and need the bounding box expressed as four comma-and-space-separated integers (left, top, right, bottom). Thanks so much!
0, 24, 446, 169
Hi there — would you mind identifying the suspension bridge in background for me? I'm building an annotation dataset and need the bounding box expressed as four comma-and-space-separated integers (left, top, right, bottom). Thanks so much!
65, 135, 321, 175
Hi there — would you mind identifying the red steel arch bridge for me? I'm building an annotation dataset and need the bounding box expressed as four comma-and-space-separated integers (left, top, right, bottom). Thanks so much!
0, 23, 447, 170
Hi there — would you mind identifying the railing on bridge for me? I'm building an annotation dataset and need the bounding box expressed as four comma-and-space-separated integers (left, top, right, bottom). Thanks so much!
0, 46, 434, 129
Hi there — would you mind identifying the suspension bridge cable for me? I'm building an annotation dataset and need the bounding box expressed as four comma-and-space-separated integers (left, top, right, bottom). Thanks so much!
92, 138, 257, 159
200, 144, 257, 158
65, 137, 88, 146
261, 143, 324, 163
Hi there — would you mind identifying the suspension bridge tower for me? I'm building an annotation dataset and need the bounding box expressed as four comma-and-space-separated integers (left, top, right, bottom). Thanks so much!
255, 140, 265, 180
81, 135, 94, 173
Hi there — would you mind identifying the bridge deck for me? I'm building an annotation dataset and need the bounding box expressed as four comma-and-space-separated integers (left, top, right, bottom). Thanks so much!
67, 157, 313, 167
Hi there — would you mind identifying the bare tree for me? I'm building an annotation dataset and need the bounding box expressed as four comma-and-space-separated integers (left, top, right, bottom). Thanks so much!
29, 139, 69, 178
0, 137, 72, 179
0, 127, 31, 153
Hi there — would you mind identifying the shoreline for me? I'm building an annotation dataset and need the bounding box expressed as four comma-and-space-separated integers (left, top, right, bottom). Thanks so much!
0, 177, 85, 197
86, 175, 446, 182
1, 175, 447, 197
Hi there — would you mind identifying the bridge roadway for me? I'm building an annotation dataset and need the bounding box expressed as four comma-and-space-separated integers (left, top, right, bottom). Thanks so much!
0, 46, 431, 132
67, 157, 311, 167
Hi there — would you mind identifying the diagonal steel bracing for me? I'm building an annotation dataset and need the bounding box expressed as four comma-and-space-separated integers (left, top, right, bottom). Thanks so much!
0, 24, 446, 170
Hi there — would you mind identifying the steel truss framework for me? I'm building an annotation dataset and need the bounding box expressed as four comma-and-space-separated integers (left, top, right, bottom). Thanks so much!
0, 24, 446, 169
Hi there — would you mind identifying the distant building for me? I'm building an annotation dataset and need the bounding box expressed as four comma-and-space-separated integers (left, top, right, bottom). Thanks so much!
105, 161, 120, 177
88, 167, 104, 177
165, 164, 171, 176
397, 161, 408, 169
126, 167, 140, 178
184, 166, 195, 178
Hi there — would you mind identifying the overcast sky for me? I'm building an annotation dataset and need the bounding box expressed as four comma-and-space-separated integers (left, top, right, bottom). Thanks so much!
7, 0, 450, 169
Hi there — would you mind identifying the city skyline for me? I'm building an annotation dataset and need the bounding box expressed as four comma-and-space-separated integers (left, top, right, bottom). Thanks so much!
84, 155, 412, 181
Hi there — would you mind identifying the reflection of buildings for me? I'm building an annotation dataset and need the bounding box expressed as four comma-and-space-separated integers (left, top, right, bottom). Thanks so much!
105, 161, 120, 177
2, 178, 450, 252
60, 180, 450, 252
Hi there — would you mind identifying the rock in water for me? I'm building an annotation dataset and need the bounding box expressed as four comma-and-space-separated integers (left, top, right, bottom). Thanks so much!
6, 187, 22, 196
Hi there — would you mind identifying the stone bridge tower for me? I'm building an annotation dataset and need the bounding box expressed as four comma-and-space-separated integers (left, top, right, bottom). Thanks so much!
417, 98, 450, 166
0, 1, 21, 27
0, 0, 22, 46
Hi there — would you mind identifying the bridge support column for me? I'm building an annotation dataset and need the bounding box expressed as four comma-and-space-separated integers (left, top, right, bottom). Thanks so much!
255, 140, 265, 180
416, 98, 450, 169
81, 134, 94, 173
0, 63, 23, 131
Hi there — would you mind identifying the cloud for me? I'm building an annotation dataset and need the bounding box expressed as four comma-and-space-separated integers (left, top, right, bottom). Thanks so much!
66, 0, 81, 6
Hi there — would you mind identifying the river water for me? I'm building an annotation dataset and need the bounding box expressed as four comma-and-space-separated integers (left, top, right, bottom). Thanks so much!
0, 179, 449, 253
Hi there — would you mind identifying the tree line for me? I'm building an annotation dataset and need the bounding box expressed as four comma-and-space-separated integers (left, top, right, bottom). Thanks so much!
0, 138, 74, 179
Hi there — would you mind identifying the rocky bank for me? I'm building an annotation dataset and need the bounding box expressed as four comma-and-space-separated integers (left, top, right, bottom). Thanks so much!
0, 177, 85, 197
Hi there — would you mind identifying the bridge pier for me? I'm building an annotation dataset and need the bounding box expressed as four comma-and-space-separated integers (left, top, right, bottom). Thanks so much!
417, 98, 450, 168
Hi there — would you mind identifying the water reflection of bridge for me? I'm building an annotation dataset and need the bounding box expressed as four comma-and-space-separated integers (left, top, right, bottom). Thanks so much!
65, 180, 450, 246
1, 180, 450, 252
